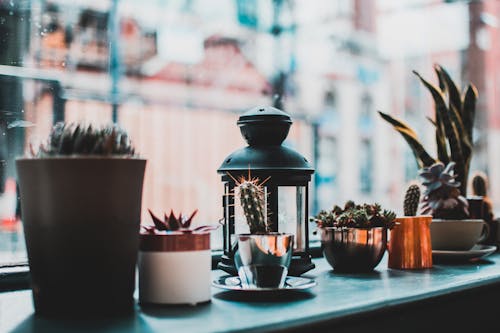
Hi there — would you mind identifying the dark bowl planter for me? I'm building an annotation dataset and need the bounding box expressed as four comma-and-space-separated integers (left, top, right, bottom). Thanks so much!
320, 227, 387, 273
16, 157, 146, 318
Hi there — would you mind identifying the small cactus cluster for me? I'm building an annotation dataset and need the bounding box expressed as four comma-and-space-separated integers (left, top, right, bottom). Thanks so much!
32, 122, 136, 157
143, 209, 219, 234
420, 161, 469, 219
311, 201, 396, 229
237, 176, 269, 234
403, 184, 421, 216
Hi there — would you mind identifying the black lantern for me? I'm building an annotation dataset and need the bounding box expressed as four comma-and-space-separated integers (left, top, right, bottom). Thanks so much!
217, 106, 315, 276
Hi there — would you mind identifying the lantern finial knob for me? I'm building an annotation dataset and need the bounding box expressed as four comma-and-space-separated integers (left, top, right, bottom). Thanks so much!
237, 106, 292, 146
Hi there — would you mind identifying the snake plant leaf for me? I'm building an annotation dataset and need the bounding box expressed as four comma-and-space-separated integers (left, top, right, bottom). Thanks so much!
435, 65, 462, 120
427, 116, 450, 164
413, 70, 466, 191
434, 66, 446, 92
378, 111, 435, 168
377, 111, 417, 135
449, 103, 472, 163
462, 84, 478, 142
449, 121, 467, 195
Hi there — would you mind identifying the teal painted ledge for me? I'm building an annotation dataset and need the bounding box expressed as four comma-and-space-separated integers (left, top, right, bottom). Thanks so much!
2, 253, 500, 333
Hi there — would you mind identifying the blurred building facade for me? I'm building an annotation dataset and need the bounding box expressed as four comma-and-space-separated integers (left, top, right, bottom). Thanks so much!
1, 0, 499, 256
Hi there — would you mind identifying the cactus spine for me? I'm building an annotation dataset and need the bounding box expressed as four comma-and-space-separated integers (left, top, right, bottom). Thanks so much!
404, 184, 421, 216
238, 179, 268, 234
34, 122, 135, 157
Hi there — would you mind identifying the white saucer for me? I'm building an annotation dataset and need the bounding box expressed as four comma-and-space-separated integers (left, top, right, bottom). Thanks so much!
212, 275, 317, 292
432, 244, 497, 263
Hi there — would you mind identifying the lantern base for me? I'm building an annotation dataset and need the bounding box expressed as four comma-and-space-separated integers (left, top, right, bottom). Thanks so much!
217, 252, 315, 277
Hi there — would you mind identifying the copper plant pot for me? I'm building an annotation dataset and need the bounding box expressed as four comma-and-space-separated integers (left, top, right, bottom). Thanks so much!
16, 157, 146, 317
320, 227, 387, 273
388, 216, 433, 270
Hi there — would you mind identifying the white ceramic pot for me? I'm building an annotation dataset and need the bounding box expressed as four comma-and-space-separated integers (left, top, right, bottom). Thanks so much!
139, 231, 211, 305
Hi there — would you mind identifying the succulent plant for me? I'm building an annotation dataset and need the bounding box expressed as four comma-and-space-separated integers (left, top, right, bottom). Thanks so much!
378, 64, 477, 197
404, 184, 421, 217
32, 122, 136, 157
311, 201, 396, 229
419, 162, 469, 219
143, 209, 219, 234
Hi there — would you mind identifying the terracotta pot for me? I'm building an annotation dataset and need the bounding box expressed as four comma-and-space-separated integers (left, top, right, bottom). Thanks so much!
138, 231, 211, 305
16, 157, 146, 317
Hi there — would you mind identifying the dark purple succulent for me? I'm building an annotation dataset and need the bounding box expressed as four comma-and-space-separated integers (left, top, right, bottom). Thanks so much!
142, 209, 219, 234
419, 162, 469, 219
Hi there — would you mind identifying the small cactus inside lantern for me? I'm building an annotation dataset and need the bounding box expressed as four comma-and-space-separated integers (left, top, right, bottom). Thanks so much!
403, 184, 421, 217
229, 173, 271, 234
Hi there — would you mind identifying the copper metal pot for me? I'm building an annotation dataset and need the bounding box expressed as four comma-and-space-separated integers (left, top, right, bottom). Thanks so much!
388, 216, 432, 269
320, 227, 387, 273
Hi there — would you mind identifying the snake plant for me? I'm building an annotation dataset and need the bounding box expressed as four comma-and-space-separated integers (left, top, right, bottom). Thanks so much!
378, 64, 477, 197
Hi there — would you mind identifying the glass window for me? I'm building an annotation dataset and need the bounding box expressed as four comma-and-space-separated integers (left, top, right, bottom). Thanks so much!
1, 0, 500, 266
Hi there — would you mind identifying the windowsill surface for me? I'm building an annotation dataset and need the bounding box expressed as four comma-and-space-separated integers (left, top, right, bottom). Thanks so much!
2, 253, 500, 332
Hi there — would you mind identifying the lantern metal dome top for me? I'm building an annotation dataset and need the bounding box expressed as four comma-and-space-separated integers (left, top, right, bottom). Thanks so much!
218, 106, 314, 175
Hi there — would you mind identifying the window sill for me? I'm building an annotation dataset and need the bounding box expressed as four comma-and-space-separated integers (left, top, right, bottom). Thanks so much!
3, 253, 500, 332
0, 244, 323, 291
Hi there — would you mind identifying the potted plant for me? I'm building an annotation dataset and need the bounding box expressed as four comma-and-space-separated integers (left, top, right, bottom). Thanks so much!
16, 122, 146, 317
139, 209, 218, 305
388, 184, 433, 269
420, 161, 489, 251
470, 171, 496, 246
378, 64, 477, 199
233, 174, 294, 289
311, 201, 396, 273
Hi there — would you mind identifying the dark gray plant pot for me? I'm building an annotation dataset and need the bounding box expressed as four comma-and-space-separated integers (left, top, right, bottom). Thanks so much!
16, 157, 146, 318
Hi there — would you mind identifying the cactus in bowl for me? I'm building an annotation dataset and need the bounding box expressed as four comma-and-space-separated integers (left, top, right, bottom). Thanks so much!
419, 162, 469, 219
16, 121, 146, 316
230, 173, 294, 288
404, 184, 421, 217
31, 122, 136, 157
378, 64, 477, 197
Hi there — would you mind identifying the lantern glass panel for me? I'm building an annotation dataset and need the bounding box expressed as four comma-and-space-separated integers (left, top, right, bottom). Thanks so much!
278, 186, 306, 252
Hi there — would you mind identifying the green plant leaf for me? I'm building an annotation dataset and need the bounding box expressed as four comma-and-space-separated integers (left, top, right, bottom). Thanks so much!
462, 84, 478, 143
435, 64, 462, 120
413, 70, 466, 191
378, 111, 435, 168
427, 116, 450, 164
